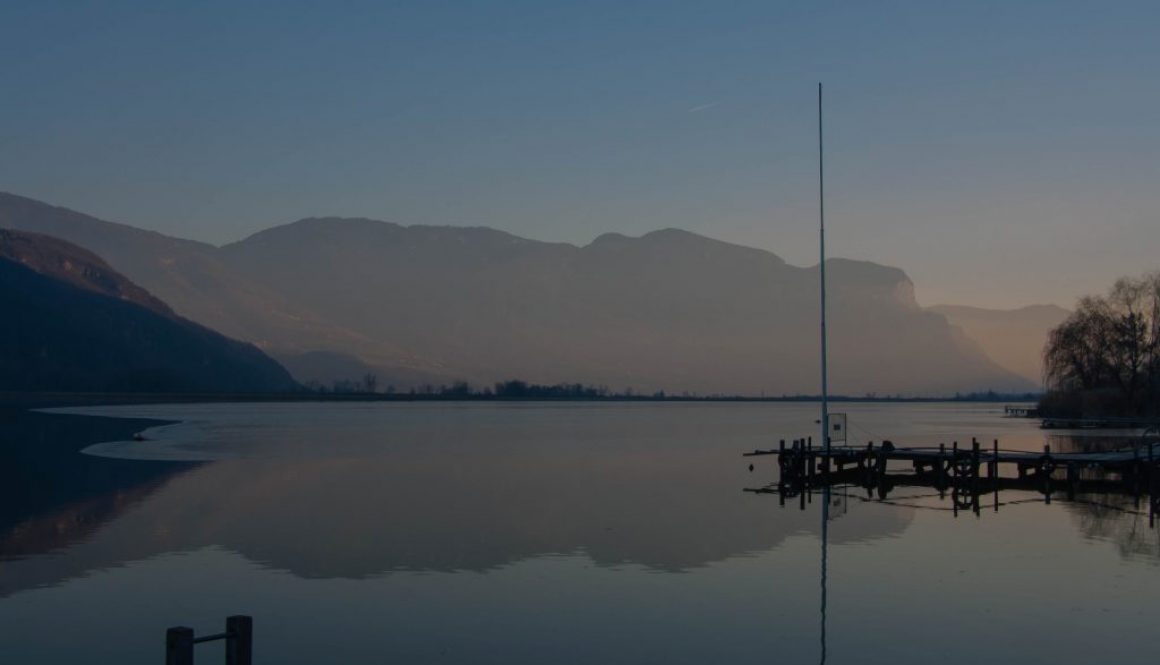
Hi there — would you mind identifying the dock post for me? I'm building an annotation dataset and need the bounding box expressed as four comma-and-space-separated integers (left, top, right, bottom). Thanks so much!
970, 439, 981, 516
777, 440, 786, 481
993, 440, 1000, 512
873, 442, 889, 485
1042, 444, 1053, 503
990, 439, 998, 480
226, 615, 253, 665
166, 627, 194, 665
808, 438, 816, 479
937, 443, 947, 497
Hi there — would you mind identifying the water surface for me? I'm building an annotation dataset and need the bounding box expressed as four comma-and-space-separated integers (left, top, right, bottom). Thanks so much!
1, 402, 1156, 664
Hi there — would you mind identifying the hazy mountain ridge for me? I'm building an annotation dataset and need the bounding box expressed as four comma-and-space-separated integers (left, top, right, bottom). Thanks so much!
0, 192, 1033, 395
0, 193, 373, 357
928, 304, 1070, 384
0, 229, 297, 393
0, 229, 173, 317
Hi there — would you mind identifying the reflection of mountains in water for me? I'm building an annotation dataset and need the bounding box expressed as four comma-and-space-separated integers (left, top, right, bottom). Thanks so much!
0, 419, 914, 597
0, 409, 194, 559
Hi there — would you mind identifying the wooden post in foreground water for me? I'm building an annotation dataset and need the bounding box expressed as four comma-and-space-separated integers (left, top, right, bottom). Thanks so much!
165, 615, 251, 665
166, 627, 194, 665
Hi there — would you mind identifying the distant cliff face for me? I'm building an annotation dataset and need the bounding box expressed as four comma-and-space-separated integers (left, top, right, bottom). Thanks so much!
928, 304, 1070, 385
0, 228, 298, 393
0, 192, 1033, 395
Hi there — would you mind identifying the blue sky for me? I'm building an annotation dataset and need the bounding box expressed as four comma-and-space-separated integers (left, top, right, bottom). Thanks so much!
2, 1, 1157, 307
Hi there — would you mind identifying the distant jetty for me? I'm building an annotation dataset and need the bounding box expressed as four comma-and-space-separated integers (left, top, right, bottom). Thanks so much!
745, 436, 1160, 522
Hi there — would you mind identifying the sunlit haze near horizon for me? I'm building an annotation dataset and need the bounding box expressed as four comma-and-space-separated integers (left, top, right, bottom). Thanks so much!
2, 1, 1157, 309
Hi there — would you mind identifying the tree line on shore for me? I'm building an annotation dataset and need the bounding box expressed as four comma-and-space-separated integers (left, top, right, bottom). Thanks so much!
1041, 271, 1160, 418
303, 376, 1034, 402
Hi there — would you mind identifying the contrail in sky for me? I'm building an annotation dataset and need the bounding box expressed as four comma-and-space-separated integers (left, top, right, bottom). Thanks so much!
686, 101, 721, 113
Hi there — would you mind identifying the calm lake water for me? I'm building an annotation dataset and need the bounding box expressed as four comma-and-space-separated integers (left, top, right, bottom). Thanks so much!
1, 401, 1157, 664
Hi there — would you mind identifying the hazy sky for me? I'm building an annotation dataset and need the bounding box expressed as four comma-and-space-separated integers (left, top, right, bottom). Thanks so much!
2, 1, 1157, 308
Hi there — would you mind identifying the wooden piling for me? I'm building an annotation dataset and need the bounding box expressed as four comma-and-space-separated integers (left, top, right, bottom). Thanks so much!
166, 627, 194, 665
971, 439, 981, 481
226, 615, 252, 665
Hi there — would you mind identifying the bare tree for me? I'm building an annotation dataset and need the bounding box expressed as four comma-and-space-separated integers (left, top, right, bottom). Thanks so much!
362, 372, 378, 394
1043, 272, 1160, 416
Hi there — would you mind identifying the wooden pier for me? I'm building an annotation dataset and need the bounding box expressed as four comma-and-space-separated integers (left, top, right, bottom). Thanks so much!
744, 436, 1160, 522
1040, 415, 1160, 430
1003, 405, 1039, 418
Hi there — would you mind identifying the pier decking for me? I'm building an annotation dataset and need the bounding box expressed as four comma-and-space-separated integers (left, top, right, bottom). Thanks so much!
744, 436, 1160, 522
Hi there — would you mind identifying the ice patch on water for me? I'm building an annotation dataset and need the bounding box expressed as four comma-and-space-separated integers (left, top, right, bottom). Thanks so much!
39, 405, 246, 461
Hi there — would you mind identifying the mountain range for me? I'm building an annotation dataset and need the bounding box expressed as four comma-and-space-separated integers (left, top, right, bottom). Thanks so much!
0, 192, 1044, 395
930, 304, 1069, 386
0, 227, 296, 393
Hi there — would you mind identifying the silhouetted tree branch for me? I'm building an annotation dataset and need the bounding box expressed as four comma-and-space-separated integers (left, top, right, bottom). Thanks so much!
1042, 271, 1160, 417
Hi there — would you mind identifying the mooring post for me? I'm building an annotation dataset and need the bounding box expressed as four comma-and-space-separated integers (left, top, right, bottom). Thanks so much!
874, 442, 888, 479
226, 615, 252, 665
971, 439, 980, 480
166, 627, 194, 665
777, 439, 786, 479
952, 441, 959, 482
990, 439, 999, 480
807, 436, 813, 479
937, 443, 947, 497
820, 436, 830, 476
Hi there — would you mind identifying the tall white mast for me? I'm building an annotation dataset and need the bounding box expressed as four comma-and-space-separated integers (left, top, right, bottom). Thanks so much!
818, 83, 829, 455
817, 83, 831, 665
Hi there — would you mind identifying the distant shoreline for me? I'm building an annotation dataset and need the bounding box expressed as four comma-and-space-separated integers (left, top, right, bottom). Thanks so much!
2, 391, 1040, 409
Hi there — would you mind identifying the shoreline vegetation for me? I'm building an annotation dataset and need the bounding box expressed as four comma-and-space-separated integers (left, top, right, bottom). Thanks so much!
1039, 271, 1160, 420
2, 383, 1039, 410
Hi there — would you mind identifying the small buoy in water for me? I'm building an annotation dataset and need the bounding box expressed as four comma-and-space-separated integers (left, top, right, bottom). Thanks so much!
748, 464, 754, 472
132, 432, 146, 442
